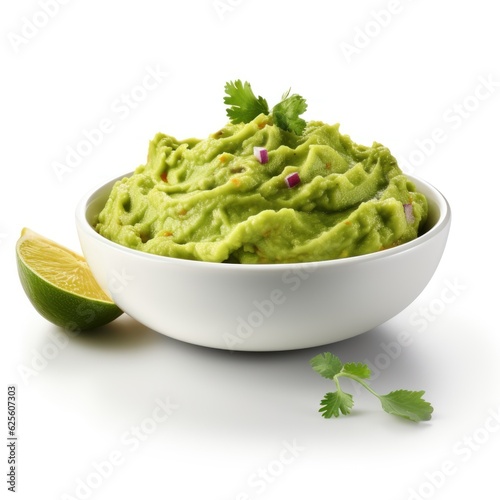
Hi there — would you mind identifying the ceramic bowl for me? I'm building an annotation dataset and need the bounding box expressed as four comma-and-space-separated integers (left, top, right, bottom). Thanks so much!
75, 173, 451, 351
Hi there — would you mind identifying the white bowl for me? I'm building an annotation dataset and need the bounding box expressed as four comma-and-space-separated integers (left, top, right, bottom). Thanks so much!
75, 173, 451, 351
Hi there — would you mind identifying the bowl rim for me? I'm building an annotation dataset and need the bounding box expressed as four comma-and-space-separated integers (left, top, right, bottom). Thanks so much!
75, 171, 451, 272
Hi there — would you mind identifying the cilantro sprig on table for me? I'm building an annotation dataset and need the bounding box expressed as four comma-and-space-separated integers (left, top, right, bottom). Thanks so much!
310, 353, 433, 422
224, 80, 307, 134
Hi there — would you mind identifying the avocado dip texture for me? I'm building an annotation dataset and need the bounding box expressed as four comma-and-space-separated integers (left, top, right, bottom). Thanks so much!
95, 113, 428, 263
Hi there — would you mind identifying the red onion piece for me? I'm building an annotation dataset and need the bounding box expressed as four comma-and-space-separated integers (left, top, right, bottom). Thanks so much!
285, 172, 301, 188
253, 147, 269, 164
403, 203, 415, 224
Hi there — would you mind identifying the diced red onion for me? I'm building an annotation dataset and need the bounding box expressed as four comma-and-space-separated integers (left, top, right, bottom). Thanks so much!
403, 203, 415, 223
253, 147, 269, 164
285, 172, 301, 188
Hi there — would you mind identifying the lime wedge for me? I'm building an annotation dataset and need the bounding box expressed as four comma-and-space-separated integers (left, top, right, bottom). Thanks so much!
16, 228, 122, 330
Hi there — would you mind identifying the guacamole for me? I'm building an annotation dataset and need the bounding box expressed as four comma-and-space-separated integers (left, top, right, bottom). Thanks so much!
95, 114, 427, 263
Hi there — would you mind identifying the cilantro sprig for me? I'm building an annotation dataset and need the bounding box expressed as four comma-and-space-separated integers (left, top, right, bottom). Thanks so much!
224, 80, 269, 124
310, 353, 433, 422
224, 80, 308, 135
272, 88, 307, 135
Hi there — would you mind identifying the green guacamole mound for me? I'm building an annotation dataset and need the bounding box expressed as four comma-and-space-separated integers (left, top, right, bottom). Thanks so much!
95, 114, 428, 263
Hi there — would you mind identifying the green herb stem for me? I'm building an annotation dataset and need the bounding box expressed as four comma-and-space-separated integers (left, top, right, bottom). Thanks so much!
310, 352, 433, 422
338, 372, 380, 399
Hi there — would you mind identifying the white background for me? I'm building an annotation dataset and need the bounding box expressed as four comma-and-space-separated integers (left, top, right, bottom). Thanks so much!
1, 1, 499, 499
